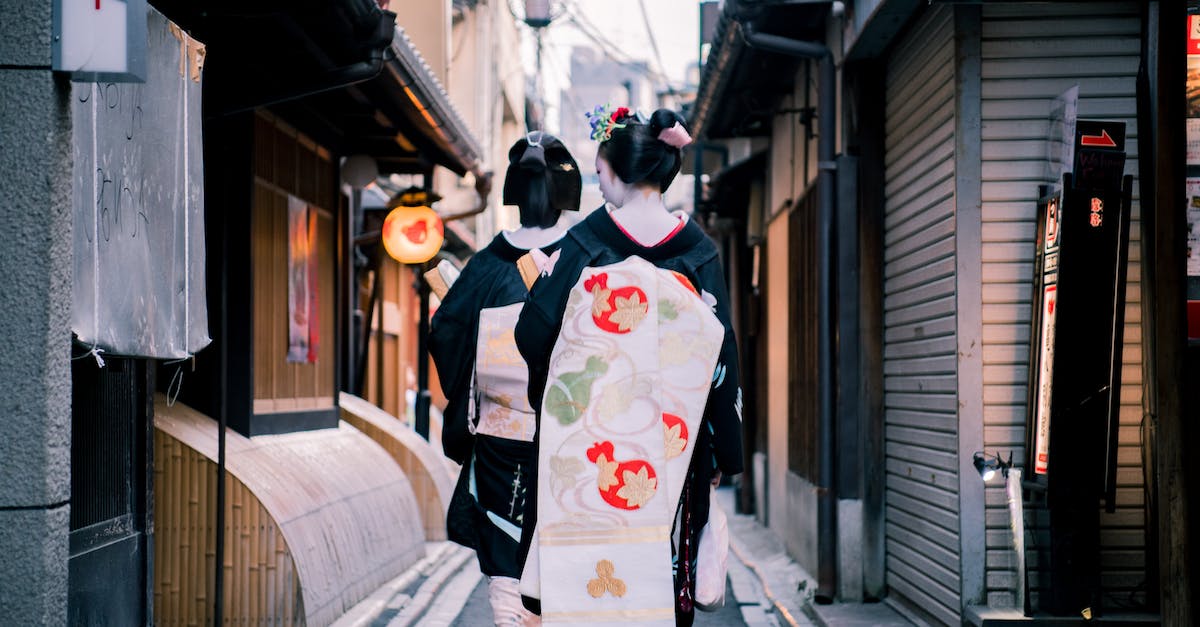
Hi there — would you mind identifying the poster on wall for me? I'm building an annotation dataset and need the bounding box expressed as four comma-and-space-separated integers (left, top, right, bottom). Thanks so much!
1034, 284, 1057, 475
1189, 13, 1200, 55
287, 195, 319, 363
1190, 16, 1200, 273
1187, 13, 1200, 340
1188, 18, 1200, 164
1032, 195, 1061, 476
1188, 178, 1200, 278
1189, 119, 1200, 166
1189, 57, 1200, 165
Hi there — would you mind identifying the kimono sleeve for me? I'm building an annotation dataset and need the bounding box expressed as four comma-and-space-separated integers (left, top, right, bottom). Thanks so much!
696, 258, 745, 476
429, 281, 483, 464
514, 258, 579, 415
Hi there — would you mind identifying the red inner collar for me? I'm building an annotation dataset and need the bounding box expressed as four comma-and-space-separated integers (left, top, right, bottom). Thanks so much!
610, 214, 687, 248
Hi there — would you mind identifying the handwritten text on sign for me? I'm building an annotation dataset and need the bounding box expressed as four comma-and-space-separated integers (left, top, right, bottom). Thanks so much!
69, 7, 209, 359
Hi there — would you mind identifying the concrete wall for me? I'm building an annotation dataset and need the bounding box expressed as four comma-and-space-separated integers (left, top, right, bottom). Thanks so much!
786, 471, 820, 575
0, 2, 73, 623
431, 0, 528, 241
394, 0, 451, 85
761, 60, 827, 579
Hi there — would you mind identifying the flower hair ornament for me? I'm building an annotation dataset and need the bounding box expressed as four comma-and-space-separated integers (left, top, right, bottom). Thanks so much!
657, 122, 692, 149
585, 104, 632, 142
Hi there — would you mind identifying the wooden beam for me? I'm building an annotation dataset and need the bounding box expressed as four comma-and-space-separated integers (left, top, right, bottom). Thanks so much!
1142, 2, 1195, 623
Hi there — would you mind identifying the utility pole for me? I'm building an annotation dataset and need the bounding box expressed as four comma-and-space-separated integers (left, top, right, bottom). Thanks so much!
523, 0, 553, 130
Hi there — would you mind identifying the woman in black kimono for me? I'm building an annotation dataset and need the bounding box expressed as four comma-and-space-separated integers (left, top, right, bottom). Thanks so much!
430, 132, 581, 627
514, 108, 744, 625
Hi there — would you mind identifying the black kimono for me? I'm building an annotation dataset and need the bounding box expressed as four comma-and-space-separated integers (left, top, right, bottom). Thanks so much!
430, 234, 560, 578
513, 208, 744, 620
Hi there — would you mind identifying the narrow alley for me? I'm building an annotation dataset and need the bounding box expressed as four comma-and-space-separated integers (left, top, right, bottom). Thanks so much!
0, 1, 1195, 626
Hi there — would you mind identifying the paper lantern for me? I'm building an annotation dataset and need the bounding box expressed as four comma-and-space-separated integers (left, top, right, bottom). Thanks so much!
381, 204, 444, 264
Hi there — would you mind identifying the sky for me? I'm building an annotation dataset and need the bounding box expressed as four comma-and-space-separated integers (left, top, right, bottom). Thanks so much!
516, 0, 702, 132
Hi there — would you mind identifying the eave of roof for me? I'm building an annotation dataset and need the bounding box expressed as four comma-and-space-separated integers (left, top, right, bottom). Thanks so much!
844, 0, 925, 61
386, 27, 484, 177
150, 0, 484, 178
690, 1, 743, 141
690, 0, 827, 141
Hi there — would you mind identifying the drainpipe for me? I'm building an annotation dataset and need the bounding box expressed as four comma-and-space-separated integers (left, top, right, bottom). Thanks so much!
740, 22, 839, 603
439, 171, 494, 222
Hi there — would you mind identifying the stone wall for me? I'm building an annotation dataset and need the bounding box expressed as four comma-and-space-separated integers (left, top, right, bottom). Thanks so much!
0, 2, 74, 623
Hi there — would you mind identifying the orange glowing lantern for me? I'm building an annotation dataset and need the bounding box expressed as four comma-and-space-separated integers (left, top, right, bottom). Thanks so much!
382, 203, 444, 264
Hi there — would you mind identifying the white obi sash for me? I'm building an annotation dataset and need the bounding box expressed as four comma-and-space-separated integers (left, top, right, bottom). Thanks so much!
520, 256, 724, 625
473, 303, 537, 442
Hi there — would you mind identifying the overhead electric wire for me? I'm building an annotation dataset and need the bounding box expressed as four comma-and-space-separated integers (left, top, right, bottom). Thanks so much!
635, 0, 675, 94
557, 1, 677, 90
541, 39, 588, 115
564, 15, 634, 66
558, 0, 630, 58
507, 0, 680, 90
506, 0, 682, 109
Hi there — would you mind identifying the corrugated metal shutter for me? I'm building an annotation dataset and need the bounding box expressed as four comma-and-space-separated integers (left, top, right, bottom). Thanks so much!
979, 2, 1146, 610
882, 7, 960, 625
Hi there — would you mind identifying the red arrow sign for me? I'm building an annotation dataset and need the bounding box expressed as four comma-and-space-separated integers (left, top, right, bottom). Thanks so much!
1080, 129, 1117, 147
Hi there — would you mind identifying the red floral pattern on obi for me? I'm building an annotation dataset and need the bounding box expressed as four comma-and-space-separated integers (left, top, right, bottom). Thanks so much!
667, 270, 699, 296
662, 413, 689, 459
586, 441, 658, 510
583, 273, 649, 334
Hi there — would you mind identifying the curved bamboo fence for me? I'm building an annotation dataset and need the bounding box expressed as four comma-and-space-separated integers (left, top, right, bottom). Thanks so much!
153, 396, 425, 626
338, 393, 456, 541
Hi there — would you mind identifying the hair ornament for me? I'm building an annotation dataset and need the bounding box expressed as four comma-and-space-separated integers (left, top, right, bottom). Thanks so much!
657, 122, 692, 149
585, 103, 630, 142
518, 131, 547, 172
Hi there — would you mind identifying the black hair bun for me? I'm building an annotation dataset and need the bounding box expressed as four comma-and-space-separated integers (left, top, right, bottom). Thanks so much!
502, 133, 582, 228
647, 109, 687, 142
518, 141, 547, 172
598, 108, 688, 193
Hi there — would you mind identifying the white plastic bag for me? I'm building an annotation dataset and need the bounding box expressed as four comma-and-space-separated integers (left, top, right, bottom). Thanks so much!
519, 527, 541, 600
695, 486, 729, 611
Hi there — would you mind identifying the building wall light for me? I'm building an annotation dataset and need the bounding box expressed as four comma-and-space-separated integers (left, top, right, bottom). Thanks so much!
973, 451, 1013, 482
971, 449, 1027, 614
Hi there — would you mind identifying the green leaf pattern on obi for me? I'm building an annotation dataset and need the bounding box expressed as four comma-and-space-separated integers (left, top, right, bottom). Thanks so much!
550, 454, 586, 489
595, 376, 653, 421
545, 355, 609, 425
660, 332, 722, 368
658, 299, 678, 320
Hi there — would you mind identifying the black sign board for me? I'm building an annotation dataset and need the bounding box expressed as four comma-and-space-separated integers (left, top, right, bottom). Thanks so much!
1072, 120, 1126, 191
1025, 118, 1134, 615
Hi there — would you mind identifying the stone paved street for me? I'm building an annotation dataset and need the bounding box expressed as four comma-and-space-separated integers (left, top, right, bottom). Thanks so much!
334, 489, 919, 627
448, 576, 748, 626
